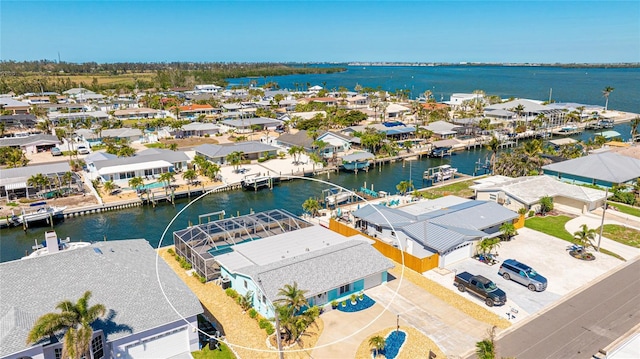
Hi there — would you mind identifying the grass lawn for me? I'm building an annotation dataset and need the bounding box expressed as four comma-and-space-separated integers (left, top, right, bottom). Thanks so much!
601, 224, 640, 248
525, 215, 625, 260
608, 202, 640, 218
416, 178, 477, 199
192, 343, 235, 359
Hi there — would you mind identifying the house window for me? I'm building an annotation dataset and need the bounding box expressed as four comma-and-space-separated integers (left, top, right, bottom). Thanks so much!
91, 335, 104, 359
489, 194, 497, 201
375, 225, 382, 233
339, 284, 351, 295
54, 348, 63, 359
244, 280, 247, 288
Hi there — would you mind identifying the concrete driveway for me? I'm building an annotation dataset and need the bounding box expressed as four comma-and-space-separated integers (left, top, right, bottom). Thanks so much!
425, 227, 628, 323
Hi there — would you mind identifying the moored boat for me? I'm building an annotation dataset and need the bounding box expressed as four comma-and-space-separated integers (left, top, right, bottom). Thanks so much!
22, 230, 91, 259
424, 164, 458, 182
15, 202, 66, 226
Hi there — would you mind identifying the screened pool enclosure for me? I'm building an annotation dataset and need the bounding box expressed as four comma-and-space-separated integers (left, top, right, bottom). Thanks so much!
173, 209, 312, 281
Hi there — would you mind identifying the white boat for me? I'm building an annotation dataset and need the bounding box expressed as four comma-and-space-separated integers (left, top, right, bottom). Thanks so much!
22, 230, 91, 259
424, 164, 458, 182
15, 202, 66, 225
326, 191, 351, 206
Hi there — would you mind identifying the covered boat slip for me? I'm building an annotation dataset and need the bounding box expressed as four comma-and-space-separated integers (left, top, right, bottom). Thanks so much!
173, 209, 312, 281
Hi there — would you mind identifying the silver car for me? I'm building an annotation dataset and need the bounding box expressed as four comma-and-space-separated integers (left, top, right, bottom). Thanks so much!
498, 259, 547, 292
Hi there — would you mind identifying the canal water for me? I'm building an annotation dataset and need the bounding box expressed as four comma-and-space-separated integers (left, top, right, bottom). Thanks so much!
2, 121, 633, 263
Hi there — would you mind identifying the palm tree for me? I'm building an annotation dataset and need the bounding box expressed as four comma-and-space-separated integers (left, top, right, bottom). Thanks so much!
475, 326, 497, 359
302, 197, 321, 217
273, 282, 316, 344
573, 224, 597, 250
27, 291, 106, 359
485, 136, 501, 174
288, 146, 305, 164
158, 172, 175, 187
226, 151, 244, 173
499, 222, 518, 241
369, 335, 386, 357
602, 86, 614, 111
62, 171, 73, 191
128, 176, 144, 192
103, 180, 116, 195
182, 169, 197, 184
630, 116, 640, 142
275, 282, 308, 314
396, 180, 414, 195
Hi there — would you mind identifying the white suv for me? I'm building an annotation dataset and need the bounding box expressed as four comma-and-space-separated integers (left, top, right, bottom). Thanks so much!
77, 145, 90, 155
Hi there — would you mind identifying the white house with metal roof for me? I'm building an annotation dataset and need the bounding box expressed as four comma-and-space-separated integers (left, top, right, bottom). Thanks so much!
87, 148, 189, 183
471, 175, 610, 213
542, 152, 640, 188
352, 196, 519, 268
0, 239, 203, 359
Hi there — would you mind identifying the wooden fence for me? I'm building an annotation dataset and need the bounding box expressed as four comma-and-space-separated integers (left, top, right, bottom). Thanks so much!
329, 219, 439, 273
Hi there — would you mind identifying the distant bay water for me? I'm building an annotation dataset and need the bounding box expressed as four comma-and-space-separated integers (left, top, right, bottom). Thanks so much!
229, 65, 640, 113
2, 65, 639, 262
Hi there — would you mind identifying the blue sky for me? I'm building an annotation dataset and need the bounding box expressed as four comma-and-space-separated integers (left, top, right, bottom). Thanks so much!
2, 1, 639, 63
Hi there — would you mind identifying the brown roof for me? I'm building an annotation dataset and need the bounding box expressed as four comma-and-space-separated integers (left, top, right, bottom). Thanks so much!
422, 102, 449, 110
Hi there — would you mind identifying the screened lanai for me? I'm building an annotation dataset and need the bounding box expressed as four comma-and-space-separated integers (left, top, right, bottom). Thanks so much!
173, 209, 312, 281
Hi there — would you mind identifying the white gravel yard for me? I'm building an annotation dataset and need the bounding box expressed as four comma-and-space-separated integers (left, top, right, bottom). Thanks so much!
424, 227, 626, 323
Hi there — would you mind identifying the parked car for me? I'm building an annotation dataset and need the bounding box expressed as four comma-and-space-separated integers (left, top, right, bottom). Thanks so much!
454, 271, 507, 307
498, 259, 548, 292
76, 145, 90, 155
51, 147, 62, 156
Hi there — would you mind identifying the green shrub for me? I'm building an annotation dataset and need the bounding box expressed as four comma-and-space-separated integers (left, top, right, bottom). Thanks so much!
331, 300, 338, 308
248, 308, 258, 318
225, 288, 238, 298
265, 324, 275, 335
257, 157, 267, 163
528, 210, 535, 217
341, 300, 346, 307
198, 275, 206, 284
204, 134, 210, 138
258, 318, 270, 329
167, 248, 175, 256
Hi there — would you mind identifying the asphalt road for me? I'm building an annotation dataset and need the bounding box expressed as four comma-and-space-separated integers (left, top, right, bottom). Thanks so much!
495, 259, 640, 359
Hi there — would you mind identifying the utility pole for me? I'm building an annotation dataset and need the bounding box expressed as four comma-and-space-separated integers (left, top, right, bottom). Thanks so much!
597, 188, 608, 252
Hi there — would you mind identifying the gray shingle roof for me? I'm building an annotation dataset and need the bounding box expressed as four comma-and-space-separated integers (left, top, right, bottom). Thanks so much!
194, 141, 279, 158
277, 131, 314, 149
222, 117, 282, 127
542, 152, 640, 183
241, 240, 393, 300
0, 240, 202, 357
0, 134, 61, 148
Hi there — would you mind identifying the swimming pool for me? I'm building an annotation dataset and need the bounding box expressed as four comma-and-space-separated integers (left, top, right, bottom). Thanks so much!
207, 237, 262, 256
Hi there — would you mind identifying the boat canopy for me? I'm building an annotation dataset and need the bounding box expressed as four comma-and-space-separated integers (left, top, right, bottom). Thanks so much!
342, 152, 374, 162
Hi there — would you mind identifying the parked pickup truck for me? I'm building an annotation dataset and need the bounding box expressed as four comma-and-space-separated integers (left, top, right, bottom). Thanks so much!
454, 271, 507, 307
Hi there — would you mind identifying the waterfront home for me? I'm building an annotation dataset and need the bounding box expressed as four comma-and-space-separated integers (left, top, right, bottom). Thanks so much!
484, 99, 566, 127
0, 97, 30, 114
345, 95, 368, 108
0, 239, 203, 359
0, 162, 78, 200
342, 123, 416, 141
194, 84, 223, 93
0, 134, 61, 154
276, 130, 315, 151
194, 141, 279, 164
316, 131, 358, 155
173, 209, 393, 318
444, 93, 484, 109
220, 117, 283, 133
421, 120, 462, 139
87, 148, 189, 184
277, 130, 355, 157
471, 175, 610, 214
352, 196, 519, 268
542, 151, 640, 188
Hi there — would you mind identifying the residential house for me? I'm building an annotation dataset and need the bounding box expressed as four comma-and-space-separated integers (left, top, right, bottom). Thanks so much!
542, 151, 640, 188
178, 104, 215, 120
316, 131, 358, 156
444, 93, 484, 109
0, 114, 37, 130
62, 88, 105, 102
385, 103, 410, 119
345, 95, 368, 108
0, 97, 30, 115
421, 120, 462, 139
352, 196, 519, 267
194, 84, 223, 94
48, 111, 109, 124
180, 122, 220, 137
194, 141, 279, 164
220, 117, 282, 134
471, 175, 610, 214
113, 108, 160, 120
0, 162, 76, 200
87, 148, 189, 183
0, 134, 61, 154
173, 209, 393, 318
343, 123, 416, 141
0, 239, 202, 359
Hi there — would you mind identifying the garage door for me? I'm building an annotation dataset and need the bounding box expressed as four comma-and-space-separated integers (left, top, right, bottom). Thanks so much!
126, 328, 189, 359
441, 242, 472, 267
